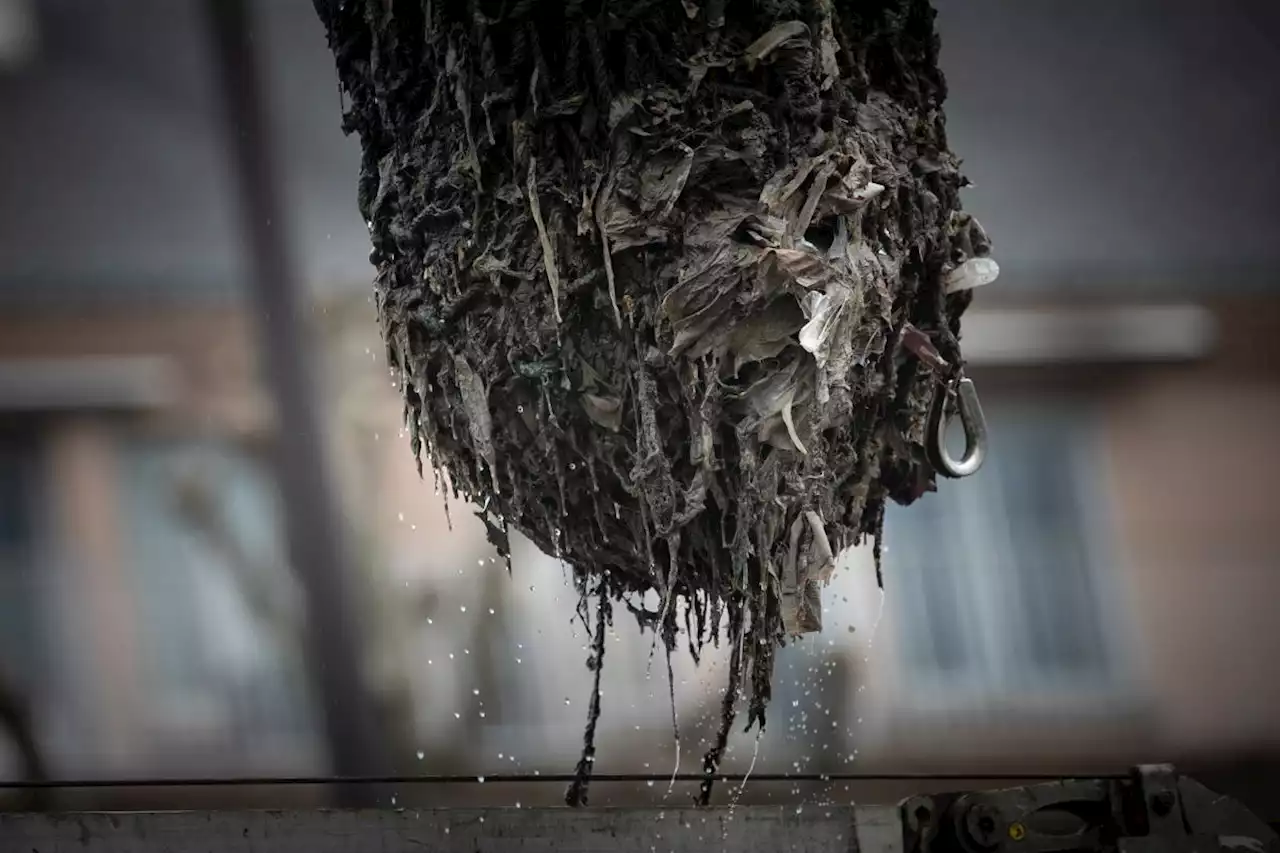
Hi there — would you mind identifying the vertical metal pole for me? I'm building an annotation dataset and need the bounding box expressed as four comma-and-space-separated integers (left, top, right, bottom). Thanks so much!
204, 0, 390, 806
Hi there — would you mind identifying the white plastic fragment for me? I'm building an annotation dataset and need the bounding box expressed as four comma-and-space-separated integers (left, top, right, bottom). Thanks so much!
944, 257, 1000, 294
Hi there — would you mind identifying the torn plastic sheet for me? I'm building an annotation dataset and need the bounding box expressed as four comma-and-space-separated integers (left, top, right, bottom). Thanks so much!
581, 393, 624, 432
945, 257, 1001, 293
781, 510, 836, 634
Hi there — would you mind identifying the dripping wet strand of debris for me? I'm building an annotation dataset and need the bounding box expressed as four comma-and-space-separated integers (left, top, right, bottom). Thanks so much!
565, 581, 610, 807
663, 644, 682, 798
699, 601, 746, 807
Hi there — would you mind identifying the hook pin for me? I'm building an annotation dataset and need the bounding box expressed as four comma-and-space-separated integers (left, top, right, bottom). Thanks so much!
927, 374, 988, 478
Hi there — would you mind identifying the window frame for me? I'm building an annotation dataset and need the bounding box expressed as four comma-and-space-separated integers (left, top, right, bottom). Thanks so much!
113, 432, 319, 758
878, 394, 1145, 721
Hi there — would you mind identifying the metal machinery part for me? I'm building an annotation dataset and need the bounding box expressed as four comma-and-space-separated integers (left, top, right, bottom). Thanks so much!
1, 765, 1275, 852
901, 765, 1279, 853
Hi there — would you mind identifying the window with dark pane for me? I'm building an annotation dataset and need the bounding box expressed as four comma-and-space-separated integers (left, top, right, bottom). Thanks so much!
884, 481, 979, 678
116, 436, 317, 747
991, 412, 1108, 677
883, 399, 1118, 698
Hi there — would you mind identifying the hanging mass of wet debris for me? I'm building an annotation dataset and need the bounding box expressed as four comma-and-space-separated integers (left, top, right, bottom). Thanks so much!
313, 0, 994, 805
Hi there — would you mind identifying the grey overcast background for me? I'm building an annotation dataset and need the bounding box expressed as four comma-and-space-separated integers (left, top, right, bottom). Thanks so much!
1, 0, 1278, 302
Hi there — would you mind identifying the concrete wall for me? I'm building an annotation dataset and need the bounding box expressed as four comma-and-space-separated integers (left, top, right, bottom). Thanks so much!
1106, 300, 1280, 754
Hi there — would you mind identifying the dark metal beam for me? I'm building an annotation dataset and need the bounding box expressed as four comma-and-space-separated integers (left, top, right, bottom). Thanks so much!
0, 806, 883, 853
203, 0, 390, 807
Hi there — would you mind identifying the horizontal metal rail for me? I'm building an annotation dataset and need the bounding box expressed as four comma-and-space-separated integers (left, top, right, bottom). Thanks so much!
0, 770, 1124, 789
2, 805, 902, 853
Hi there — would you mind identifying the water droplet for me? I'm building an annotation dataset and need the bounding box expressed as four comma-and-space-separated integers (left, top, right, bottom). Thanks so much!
454, 712, 461, 719
398, 512, 405, 522
488, 608, 495, 615
460, 605, 467, 613
417, 750, 425, 760
478, 776, 485, 783
473, 688, 480, 696
564, 698, 571, 706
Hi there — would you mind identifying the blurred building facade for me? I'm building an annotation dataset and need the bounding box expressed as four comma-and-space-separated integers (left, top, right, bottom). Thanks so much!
1, 0, 1279, 811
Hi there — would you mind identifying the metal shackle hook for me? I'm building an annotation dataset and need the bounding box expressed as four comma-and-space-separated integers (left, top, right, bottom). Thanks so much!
927, 375, 988, 479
